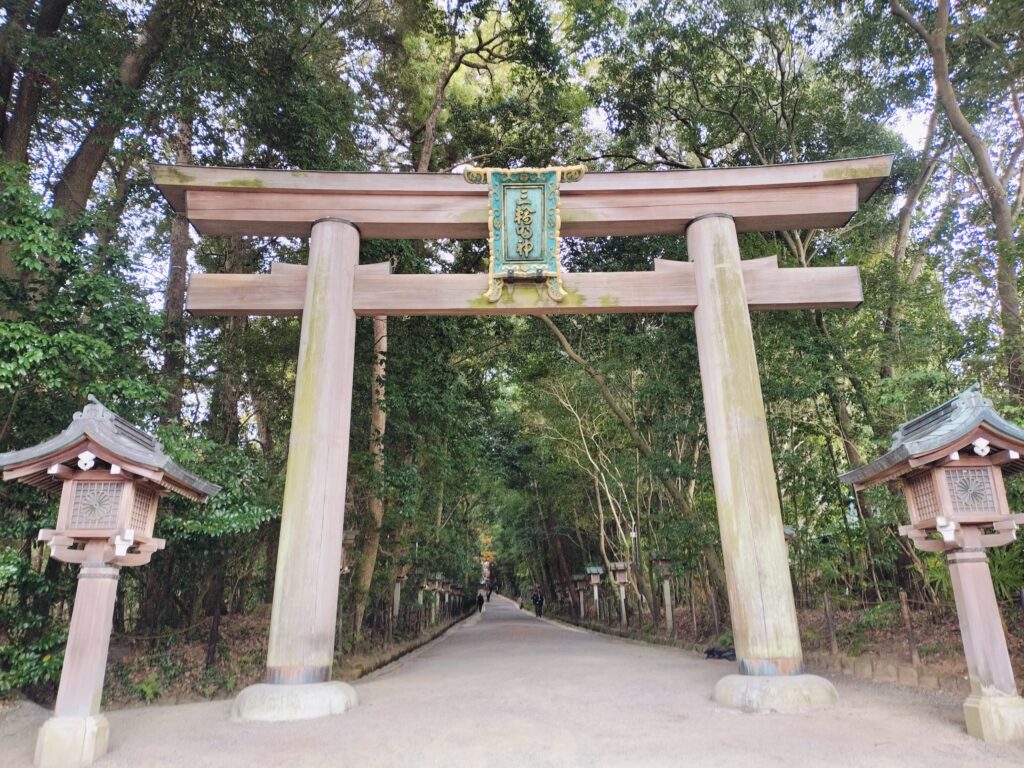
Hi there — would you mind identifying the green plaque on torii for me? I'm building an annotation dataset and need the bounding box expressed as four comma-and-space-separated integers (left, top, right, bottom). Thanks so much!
464, 165, 586, 302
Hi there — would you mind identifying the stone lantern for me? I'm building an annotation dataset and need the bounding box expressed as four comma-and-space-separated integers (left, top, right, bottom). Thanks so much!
393, 563, 412, 621
340, 525, 358, 575
0, 396, 219, 768
428, 575, 443, 623
840, 386, 1024, 743
571, 574, 588, 619
585, 565, 605, 617
608, 561, 630, 629
655, 558, 675, 635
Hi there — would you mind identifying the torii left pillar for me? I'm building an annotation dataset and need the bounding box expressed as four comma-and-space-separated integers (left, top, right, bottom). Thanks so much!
232, 218, 359, 721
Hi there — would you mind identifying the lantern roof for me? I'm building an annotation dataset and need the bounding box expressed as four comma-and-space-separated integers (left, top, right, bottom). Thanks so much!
839, 385, 1024, 490
0, 396, 219, 501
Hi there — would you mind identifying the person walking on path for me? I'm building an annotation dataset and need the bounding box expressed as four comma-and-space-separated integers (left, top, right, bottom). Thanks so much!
476, 593, 485, 613
531, 589, 544, 618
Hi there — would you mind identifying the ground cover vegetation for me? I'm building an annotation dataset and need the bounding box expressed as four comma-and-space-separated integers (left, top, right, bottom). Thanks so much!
0, 0, 1022, 702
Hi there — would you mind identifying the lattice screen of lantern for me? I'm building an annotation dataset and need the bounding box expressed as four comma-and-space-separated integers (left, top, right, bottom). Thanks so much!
69, 481, 123, 529
130, 486, 157, 537
907, 473, 940, 524
945, 467, 997, 516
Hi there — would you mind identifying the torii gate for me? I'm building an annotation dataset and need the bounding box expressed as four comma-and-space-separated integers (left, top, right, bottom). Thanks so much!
154, 155, 892, 719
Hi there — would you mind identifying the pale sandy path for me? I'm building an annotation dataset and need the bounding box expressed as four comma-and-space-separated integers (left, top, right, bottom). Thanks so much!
2, 594, 1022, 767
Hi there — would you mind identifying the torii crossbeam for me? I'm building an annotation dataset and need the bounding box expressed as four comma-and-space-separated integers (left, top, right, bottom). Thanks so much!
154, 155, 892, 719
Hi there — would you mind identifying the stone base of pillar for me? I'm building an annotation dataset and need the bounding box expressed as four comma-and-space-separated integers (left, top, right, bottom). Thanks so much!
963, 693, 1024, 743
230, 681, 358, 722
713, 674, 838, 713
35, 715, 109, 768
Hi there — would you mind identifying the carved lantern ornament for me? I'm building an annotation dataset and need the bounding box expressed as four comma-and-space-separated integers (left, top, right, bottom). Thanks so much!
0, 395, 219, 567
463, 165, 586, 303
840, 385, 1024, 744
585, 564, 605, 586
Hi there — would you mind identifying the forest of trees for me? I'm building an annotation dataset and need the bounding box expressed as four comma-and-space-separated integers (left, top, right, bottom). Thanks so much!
1, 0, 1022, 697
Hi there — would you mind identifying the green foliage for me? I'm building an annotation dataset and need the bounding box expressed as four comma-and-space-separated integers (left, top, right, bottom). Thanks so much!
133, 672, 163, 703
987, 545, 1024, 603
155, 428, 279, 540
0, 549, 67, 693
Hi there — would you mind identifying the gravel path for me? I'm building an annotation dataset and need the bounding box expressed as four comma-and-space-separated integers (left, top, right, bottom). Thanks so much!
2, 594, 1022, 767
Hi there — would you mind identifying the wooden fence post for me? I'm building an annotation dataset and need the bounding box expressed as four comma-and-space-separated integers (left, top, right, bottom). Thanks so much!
899, 590, 921, 667
823, 592, 839, 656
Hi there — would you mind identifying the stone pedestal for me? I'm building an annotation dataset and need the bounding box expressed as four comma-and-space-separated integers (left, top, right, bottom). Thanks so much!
714, 674, 838, 713
688, 214, 835, 710
234, 218, 359, 720
963, 694, 1024, 744
35, 716, 109, 768
231, 682, 358, 722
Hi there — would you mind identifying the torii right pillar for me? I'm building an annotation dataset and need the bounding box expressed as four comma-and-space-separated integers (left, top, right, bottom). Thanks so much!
688, 213, 837, 711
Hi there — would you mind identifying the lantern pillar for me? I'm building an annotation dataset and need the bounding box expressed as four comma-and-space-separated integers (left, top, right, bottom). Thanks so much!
662, 577, 674, 636
947, 528, 1024, 742
35, 554, 118, 768
688, 213, 836, 711
393, 580, 403, 622
232, 218, 360, 722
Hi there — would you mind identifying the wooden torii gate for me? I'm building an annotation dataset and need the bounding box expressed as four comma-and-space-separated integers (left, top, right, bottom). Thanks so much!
154, 155, 892, 719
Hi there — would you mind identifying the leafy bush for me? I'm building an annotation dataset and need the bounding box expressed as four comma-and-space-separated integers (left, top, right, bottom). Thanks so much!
0, 548, 67, 693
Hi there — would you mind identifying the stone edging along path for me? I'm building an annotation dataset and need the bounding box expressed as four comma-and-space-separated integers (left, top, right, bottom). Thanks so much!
339, 609, 477, 682
540, 610, 972, 698
802, 649, 971, 696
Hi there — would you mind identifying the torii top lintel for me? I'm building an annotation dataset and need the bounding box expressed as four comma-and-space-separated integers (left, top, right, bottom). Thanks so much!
152, 155, 892, 239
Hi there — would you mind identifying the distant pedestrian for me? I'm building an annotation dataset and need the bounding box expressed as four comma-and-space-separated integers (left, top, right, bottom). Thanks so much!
486, 587, 492, 602
476, 593, 485, 613
531, 589, 544, 618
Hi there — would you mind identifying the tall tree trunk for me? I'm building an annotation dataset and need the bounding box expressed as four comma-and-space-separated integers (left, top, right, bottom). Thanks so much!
542, 500, 574, 610
881, 105, 946, 379
210, 237, 248, 444
1, 0, 73, 163
204, 561, 225, 668
51, 0, 175, 219
890, 0, 1023, 397
0, 3, 33, 137
162, 119, 193, 421
352, 316, 388, 638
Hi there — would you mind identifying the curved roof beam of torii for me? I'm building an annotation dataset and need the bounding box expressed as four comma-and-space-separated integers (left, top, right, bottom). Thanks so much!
152, 155, 893, 240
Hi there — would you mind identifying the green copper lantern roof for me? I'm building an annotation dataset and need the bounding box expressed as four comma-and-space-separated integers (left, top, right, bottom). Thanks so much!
839, 385, 1024, 490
